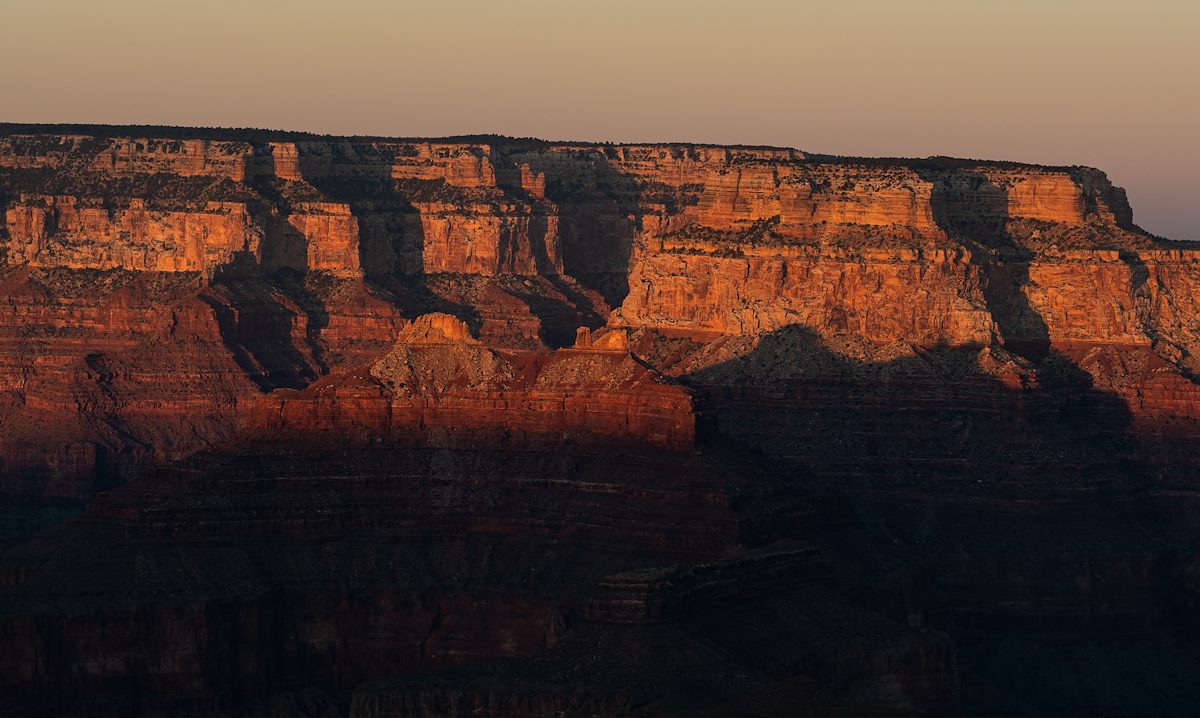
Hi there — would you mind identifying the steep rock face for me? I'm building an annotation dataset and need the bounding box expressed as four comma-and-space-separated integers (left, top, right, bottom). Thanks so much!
266, 203, 363, 276
253, 314, 696, 450
4, 195, 257, 272
413, 201, 560, 275
0, 125, 1193, 511
1021, 250, 1200, 367
617, 246, 996, 342
0, 134, 256, 180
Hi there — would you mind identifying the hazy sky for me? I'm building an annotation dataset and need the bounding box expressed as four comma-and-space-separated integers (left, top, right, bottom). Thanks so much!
2, 0, 1196, 239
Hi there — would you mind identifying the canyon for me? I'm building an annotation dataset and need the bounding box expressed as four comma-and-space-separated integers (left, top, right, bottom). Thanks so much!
2, 124, 1200, 716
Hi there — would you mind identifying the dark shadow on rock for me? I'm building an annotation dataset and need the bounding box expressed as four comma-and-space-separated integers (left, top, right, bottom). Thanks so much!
498, 274, 609, 349
919, 168, 1052, 363
239, 142, 644, 350
292, 143, 492, 337
676, 322, 1189, 713
204, 145, 334, 391
280, 142, 631, 349
203, 254, 320, 391
512, 146, 643, 309
364, 273, 484, 338
273, 268, 331, 375
484, 148, 619, 347
201, 145, 360, 389
0, 439, 838, 716
543, 274, 606, 324
683, 324, 1143, 496
488, 150, 559, 276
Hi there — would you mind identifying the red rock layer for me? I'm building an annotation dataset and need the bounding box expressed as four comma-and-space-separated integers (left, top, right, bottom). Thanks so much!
1, 125, 1197, 496
617, 245, 995, 342
0, 131, 1137, 280
251, 315, 695, 451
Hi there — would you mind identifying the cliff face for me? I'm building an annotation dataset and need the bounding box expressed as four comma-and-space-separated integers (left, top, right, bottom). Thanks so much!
3, 125, 1200, 716
250, 314, 696, 450
6, 129, 1188, 487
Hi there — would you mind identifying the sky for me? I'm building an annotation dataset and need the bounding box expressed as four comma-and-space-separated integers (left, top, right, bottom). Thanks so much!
1, 0, 1196, 239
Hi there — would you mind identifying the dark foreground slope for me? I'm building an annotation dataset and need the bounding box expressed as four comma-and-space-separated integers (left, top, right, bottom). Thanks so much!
3, 125, 1200, 716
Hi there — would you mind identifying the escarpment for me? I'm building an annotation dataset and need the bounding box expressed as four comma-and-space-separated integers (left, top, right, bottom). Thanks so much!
251, 314, 695, 449
5, 124, 1200, 716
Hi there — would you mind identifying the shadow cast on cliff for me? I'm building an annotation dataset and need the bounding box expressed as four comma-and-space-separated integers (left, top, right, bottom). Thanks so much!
512, 146, 643, 310
258, 202, 332, 375
487, 151, 558, 276
294, 148, 490, 337
486, 148, 613, 347
198, 149, 341, 390
674, 321, 1200, 715
683, 324, 1144, 498
919, 168, 1053, 363
918, 167, 1194, 394
286, 142, 643, 350
203, 252, 322, 391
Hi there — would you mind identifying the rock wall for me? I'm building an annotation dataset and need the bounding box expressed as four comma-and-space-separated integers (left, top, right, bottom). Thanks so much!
4, 196, 257, 272
1, 125, 1197, 494
0, 126, 1194, 494
252, 314, 695, 450
0, 135, 255, 179
617, 246, 995, 343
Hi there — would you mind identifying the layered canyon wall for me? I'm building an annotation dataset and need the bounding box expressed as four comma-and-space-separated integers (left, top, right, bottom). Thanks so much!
4, 127, 1200, 495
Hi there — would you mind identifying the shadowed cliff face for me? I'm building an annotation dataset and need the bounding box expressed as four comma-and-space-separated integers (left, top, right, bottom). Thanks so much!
659, 324, 1200, 714
921, 169, 1051, 361
5, 126, 1200, 716
682, 325, 1140, 490
519, 148, 643, 308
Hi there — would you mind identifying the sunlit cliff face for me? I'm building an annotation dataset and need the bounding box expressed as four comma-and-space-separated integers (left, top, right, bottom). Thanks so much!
0, 128, 1195, 498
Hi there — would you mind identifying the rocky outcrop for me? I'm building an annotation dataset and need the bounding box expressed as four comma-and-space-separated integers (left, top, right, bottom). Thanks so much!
252, 314, 695, 450
0, 134, 256, 180
617, 245, 996, 342
4, 195, 257, 272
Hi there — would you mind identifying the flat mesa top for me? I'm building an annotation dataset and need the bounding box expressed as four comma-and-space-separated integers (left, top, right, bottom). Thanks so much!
0, 122, 1092, 173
